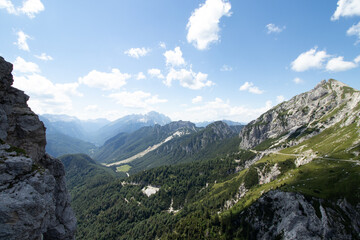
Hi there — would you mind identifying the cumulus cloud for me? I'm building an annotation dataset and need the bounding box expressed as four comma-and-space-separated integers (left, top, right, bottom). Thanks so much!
186, 0, 232, 50
170, 98, 273, 123
347, 21, 360, 44
220, 64, 232, 71
165, 68, 214, 90
108, 91, 167, 108
13, 73, 82, 115
0, 0, 16, 14
291, 47, 330, 72
266, 23, 285, 34
35, 53, 53, 61
14, 30, 31, 51
164, 47, 186, 67
293, 77, 304, 84
136, 72, 146, 80
124, 47, 150, 59
13, 57, 40, 73
331, 0, 360, 20
326, 56, 357, 72
148, 68, 165, 79
354, 55, 360, 63
192, 96, 203, 103
79, 69, 130, 90
85, 105, 99, 111
276, 95, 285, 103
239, 82, 264, 94
159, 42, 166, 49
18, 0, 44, 18
0, 0, 44, 18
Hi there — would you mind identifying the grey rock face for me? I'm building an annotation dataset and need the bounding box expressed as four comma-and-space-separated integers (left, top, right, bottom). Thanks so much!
0, 57, 76, 240
239, 190, 359, 240
239, 79, 360, 149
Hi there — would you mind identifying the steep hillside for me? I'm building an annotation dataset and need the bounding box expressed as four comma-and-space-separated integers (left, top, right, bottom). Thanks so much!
59, 154, 117, 190
239, 79, 360, 150
128, 121, 243, 172
46, 132, 97, 157
95, 121, 197, 164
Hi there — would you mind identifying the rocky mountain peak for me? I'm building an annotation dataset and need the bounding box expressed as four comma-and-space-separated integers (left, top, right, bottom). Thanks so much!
0, 57, 76, 240
239, 79, 360, 149
0, 57, 46, 161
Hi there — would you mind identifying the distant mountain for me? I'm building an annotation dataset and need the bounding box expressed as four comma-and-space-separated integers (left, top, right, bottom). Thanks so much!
196, 119, 245, 127
95, 120, 197, 164
95, 111, 171, 145
128, 121, 243, 172
40, 114, 110, 143
45, 132, 97, 158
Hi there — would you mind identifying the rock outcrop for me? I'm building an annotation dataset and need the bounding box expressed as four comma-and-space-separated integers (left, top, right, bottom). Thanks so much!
237, 190, 360, 240
0, 57, 76, 240
239, 79, 360, 149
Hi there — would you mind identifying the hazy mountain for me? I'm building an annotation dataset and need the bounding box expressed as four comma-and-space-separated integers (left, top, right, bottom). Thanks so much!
196, 119, 245, 127
45, 132, 97, 158
63, 79, 360, 239
95, 111, 171, 146
95, 120, 197, 164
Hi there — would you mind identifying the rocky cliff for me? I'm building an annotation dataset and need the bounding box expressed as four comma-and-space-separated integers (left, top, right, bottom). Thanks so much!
0, 57, 76, 240
237, 190, 360, 240
239, 79, 360, 149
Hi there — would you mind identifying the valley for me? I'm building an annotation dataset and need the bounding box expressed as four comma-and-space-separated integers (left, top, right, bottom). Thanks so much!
56, 79, 360, 239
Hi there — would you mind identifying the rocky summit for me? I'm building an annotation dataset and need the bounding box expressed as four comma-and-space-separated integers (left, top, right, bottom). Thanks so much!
0, 57, 76, 240
239, 79, 360, 149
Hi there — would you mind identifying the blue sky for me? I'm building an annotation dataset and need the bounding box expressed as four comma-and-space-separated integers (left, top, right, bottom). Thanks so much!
1, 0, 360, 122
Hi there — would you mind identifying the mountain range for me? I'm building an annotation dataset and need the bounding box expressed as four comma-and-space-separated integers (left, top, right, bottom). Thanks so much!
60, 79, 360, 239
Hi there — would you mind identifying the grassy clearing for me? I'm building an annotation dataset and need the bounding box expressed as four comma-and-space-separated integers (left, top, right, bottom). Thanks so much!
116, 165, 132, 172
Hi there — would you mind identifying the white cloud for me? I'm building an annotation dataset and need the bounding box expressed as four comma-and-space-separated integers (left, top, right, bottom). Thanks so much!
239, 82, 264, 94
85, 105, 98, 111
165, 68, 214, 90
186, 0, 232, 50
159, 42, 166, 49
124, 47, 150, 59
79, 69, 130, 90
276, 95, 285, 103
164, 46, 186, 67
354, 55, 360, 63
13, 57, 40, 73
266, 23, 285, 34
170, 98, 272, 123
291, 47, 330, 72
331, 0, 360, 21
0, 0, 16, 14
192, 96, 203, 103
220, 64, 232, 71
18, 0, 44, 18
0, 0, 44, 18
13, 73, 81, 115
108, 91, 167, 108
347, 21, 360, 44
326, 56, 357, 72
35, 53, 53, 61
148, 68, 165, 79
14, 30, 31, 51
293, 77, 304, 84
136, 72, 146, 80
